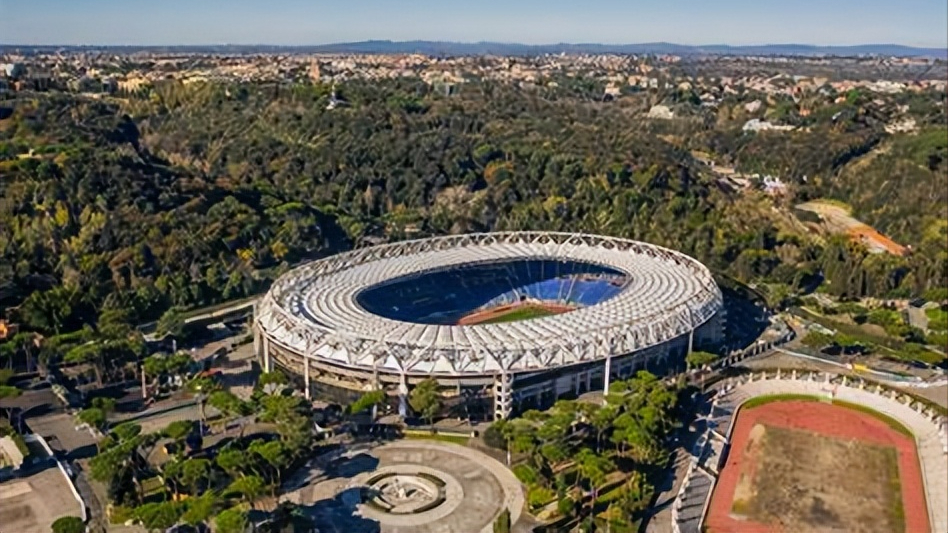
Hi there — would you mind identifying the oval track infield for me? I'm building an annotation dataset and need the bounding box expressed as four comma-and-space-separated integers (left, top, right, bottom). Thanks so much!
706, 400, 929, 533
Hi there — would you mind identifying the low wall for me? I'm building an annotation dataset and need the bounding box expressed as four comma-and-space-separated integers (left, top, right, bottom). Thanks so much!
30, 433, 87, 523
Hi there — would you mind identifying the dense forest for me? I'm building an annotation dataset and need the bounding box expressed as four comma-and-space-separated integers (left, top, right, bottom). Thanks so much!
0, 79, 946, 340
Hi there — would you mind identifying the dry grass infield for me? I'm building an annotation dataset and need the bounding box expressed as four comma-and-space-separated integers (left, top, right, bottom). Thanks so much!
706, 399, 928, 533
731, 424, 902, 533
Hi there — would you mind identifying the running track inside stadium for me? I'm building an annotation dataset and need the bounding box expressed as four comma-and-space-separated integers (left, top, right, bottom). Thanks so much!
705, 400, 929, 533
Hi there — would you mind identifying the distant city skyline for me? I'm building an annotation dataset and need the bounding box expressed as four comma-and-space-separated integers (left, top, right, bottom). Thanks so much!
1, 0, 946, 48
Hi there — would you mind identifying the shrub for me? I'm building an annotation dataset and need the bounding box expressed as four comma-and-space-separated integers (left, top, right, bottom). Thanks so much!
108, 504, 136, 524
557, 496, 575, 517
528, 486, 556, 510
483, 422, 507, 450
512, 464, 539, 486
51, 516, 85, 533
926, 332, 947, 351
926, 307, 948, 332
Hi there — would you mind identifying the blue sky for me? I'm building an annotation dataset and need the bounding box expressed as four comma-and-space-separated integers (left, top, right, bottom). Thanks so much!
1, 0, 946, 47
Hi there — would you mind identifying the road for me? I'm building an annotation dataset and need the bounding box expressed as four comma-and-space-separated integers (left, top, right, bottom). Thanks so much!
139, 296, 259, 336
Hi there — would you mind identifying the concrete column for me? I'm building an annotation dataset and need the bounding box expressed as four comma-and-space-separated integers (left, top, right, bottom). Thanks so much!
494, 371, 513, 420
262, 336, 272, 373
303, 357, 311, 400
585, 370, 592, 392
603, 355, 612, 402
253, 325, 262, 360
398, 372, 408, 418
574, 375, 581, 396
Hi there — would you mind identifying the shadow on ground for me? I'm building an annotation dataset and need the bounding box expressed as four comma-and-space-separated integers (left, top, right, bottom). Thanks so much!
300, 488, 381, 533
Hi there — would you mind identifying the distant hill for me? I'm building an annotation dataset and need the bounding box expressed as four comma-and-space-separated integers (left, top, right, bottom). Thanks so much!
304, 41, 948, 59
1, 41, 946, 59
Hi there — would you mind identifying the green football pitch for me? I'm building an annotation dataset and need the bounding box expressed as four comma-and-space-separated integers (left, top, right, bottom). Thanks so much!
477, 305, 560, 324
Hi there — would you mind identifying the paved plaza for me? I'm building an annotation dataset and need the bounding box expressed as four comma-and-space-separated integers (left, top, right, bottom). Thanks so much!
283, 440, 525, 533
0, 467, 83, 533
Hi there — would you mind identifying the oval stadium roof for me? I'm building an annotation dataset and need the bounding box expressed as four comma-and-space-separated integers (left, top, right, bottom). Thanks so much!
255, 232, 723, 376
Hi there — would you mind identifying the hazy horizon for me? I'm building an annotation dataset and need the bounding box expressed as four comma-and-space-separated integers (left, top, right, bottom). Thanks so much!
1, 0, 946, 49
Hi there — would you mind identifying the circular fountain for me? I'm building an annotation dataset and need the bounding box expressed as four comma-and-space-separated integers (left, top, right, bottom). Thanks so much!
348, 465, 463, 525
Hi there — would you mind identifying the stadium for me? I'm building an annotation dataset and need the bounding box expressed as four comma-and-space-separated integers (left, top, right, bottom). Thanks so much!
253, 232, 725, 419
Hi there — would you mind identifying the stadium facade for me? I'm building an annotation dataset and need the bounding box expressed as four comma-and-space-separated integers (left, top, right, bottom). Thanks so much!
253, 232, 725, 419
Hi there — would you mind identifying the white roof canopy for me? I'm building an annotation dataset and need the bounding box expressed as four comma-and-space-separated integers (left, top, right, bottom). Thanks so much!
256, 232, 723, 376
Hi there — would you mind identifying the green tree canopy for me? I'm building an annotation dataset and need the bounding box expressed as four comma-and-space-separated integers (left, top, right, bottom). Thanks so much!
215, 507, 249, 533
685, 350, 718, 369
181, 490, 219, 526
76, 407, 107, 431
135, 501, 183, 532
348, 389, 386, 415
156, 307, 186, 338
409, 378, 442, 425
226, 474, 267, 508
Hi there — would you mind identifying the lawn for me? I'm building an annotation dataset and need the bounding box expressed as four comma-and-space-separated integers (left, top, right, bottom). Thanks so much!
402, 431, 470, 446
926, 307, 948, 332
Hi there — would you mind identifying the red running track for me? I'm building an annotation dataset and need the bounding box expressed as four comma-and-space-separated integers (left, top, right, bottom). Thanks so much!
705, 400, 929, 533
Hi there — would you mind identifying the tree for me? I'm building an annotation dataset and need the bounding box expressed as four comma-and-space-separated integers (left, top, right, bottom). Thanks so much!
111, 422, 142, 442
208, 390, 248, 417
215, 507, 249, 533
409, 378, 442, 426
51, 516, 85, 533
92, 396, 117, 415
181, 490, 218, 526
483, 421, 508, 450
685, 350, 718, 370
19, 286, 77, 334
493, 507, 511, 533
257, 370, 288, 394
176, 458, 212, 495
226, 474, 267, 509
142, 354, 167, 383
76, 407, 107, 432
575, 449, 614, 510
348, 389, 386, 420
590, 405, 616, 453
89, 447, 125, 482
156, 307, 185, 339
249, 439, 288, 492
216, 448, 249, 479
801, 331, 834, 350
135, 501, 183, 532
258, 394, 305, 423
164, 419, 193, 441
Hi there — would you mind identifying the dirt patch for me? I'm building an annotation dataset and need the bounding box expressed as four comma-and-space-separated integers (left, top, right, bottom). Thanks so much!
796, 200, 907, 256
731, 424, 767, 513
707, 400, 929, 533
